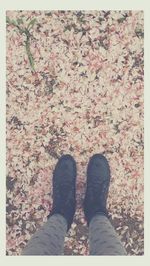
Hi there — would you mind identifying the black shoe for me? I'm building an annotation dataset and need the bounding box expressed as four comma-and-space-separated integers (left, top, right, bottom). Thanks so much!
48, 154, 76, 231
84, 154, 111, 225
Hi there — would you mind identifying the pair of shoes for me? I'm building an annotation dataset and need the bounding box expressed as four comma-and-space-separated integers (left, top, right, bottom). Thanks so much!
48, 154, 111, 231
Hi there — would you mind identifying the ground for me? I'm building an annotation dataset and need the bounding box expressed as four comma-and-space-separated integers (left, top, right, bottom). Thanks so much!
6, 10, 144, 255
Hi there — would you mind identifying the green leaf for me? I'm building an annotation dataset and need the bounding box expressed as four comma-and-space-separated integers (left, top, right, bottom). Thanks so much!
135, 27, 144, 38
17, 18, 24, 25
6, 16, 11, 24
11, 19, 18, 26
6, 17, 17, 26
27, 18, 37, 30
117, 17, 126, 23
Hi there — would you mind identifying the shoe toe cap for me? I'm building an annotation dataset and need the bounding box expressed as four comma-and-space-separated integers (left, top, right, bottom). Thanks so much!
87, 154, 110, 180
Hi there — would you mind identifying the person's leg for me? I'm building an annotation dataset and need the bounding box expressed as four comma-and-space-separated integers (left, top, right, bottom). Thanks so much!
89, 214, 127, 255
84, 154, 127, 255
22, 214, 67, 255
22, 154, 77, 256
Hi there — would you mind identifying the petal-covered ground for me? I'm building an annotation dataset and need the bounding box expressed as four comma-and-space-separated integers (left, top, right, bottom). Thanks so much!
6, 10, 144, 255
